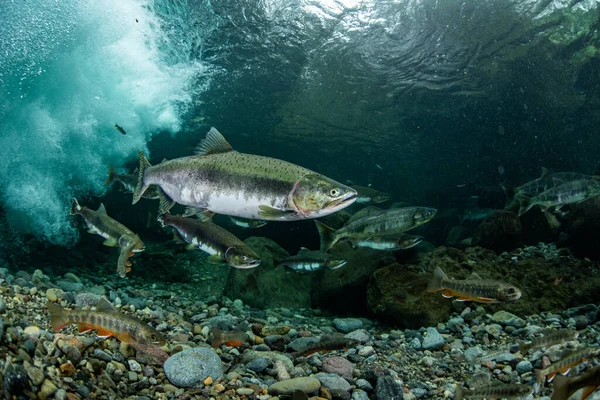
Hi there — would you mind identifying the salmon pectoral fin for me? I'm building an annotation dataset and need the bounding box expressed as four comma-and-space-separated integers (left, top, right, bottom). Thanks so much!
546, 372, 557, 382
474, 297, 496, 303
441, 289, 455, 298
581, 384, 599, 400
77, 324, 93, 333
117, 332, 136, 344
96, 329, 115, 338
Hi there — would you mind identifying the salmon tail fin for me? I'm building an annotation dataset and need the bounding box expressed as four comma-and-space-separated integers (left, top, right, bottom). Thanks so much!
70, 198, 81, 215
427, 266, 447, 292
454, 386, 465, 400
519, 341, 532, 354
105, 165, 118, 187
550, 375, 570, 400
133, 151, 152, 205
314, 220, 337, 252
47, 302, 68, 331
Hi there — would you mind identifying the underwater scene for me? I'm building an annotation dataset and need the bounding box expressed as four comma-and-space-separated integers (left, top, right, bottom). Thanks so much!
2, 0, 600, 399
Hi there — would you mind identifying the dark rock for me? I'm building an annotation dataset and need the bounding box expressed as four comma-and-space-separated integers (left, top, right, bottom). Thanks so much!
472, 210, 522, 253
3, 364, 31, 399
246, 357, 272, 373
564, 304, 598, 323
376, 375, 403, 400
263, 335, 286, 352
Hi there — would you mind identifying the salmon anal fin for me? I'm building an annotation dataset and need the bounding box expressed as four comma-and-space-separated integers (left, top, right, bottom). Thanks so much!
475, 297, 496, 303
125, 260, 132, 267
441, 289, 454, 298
456, 297, 474, 302
96, 329, 114, 338
117, 332, 136, 344
581, 384, 599, 400
126, 267, 132, 273
77, 324, 93, 333
547, 372, 557, 382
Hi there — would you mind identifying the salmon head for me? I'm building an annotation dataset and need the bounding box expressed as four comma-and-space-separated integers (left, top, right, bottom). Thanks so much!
119, 234, 145, 253
134, 324, 167, 346
225, 247, 261, 269
495, 283, 522, 301
291, 174, 357, 218
412, 207, 437, 227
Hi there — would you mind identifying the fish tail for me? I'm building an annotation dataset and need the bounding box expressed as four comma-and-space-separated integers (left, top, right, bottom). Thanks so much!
314, 220, 337, 252
47, 302, 69, 331
454, 386, 465, 400
518, 341, 531, 354
426, 266, 447, 292
105, 165, 118, 187
70, 198, 81, 215
133, 151, 152, 205
550, 375, 570, 400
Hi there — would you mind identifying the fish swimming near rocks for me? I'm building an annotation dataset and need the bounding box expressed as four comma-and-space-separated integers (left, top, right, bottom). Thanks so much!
455, 383, 533, 400
535, 347, 599, 386
210, 327, 248, 348
518, 179, 600, 216
48, 298, 165, 346
551, 365, 600, 400
314, 206, 436, 252
277, 248, 347, 272
158, 213, 260, 269
70, 199, 144, 278
290, 334, 358, 358
346, 180, 390, 204
519, 329, 579, 354
427, 266, 522, 303
105, 166, 160, 200
133, 127, 357, 220
229, 216, 268, 228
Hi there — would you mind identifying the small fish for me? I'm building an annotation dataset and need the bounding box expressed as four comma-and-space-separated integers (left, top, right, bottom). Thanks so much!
47, 298, 165, 346
353, 233, 422, 251
70, 199, 144, 277
315, 206, 436, 252
114, 123, 127, 135
455, 383, 533, 400
133, 127, 357, 219
291, 334, 358, 357
551, 365, 600, 400
519, 179, 600, 216
210, 327, 248, 348
346, 180, 390, 204
519, 329, 579, 354
426, 266, 522, 303
376, 164, 383, 170
229, 216, 268, 228
158, 213, 260, 269
277, 248, 347, 272
474, 347, 511, 364
535, 347, 598, 386
105, 166, 160, 200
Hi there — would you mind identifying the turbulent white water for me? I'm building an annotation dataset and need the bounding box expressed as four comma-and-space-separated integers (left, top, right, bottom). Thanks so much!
0, 1, 203, 245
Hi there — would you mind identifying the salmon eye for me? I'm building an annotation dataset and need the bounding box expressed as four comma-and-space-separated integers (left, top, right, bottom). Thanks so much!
329, 188, 339, 197
507, 288, 515, 294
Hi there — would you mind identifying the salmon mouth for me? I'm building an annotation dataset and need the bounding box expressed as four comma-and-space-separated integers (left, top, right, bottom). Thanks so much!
236, 259, 261, 269
328, 189, 358, 211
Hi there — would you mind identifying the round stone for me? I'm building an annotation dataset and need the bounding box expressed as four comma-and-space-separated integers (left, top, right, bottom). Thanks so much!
164, 348, 224, 388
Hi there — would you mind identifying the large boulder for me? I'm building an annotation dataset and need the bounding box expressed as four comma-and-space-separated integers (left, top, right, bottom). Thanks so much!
472, 210, 522, 253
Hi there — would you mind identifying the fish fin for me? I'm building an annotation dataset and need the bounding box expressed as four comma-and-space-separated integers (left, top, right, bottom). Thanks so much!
103, 238, 118, 247
97, 203, 107, 214
47, 302, 68, 331
157, 188, 175, 214
547, 372, 557, 383
314, 220, 338, 252
454, 386, 465, 400
466, 272, 483, 280
160, 158, 168, 163
299, 247, 311, 252
518, 341, 532, 354
194, 127, 233, 155
541, 167, 551, 178
117, 332, 136, 344
87, 229, 97, 234
172, 230, 186, 244
70, 198, 81, 215
345, 180, 355, 185
207, 255, 224, 264
581, 384, 599, 400
474, 297, 496, 303
185, 243, 197, 251
499, 183, 514, 199
535, 369, 546, 386
105, 166, 117, 186
347, 206, 383, 223
95, 328, 114, 338
426, 266, 447, 292
518, 202, 534, 216
77, 324, 93, 334
456, 297, 474, 302
441, 290, 454, 298
133, 151, 152, 205
552, 177, 564, 186
183, 206, 214, 221
95, 298, 117, 313
258, 205, 295, 219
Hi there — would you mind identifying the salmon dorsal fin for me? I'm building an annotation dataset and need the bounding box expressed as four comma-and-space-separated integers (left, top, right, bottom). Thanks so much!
467, 272, 483, 280
541, 166, 551, 178
95, 298, 117, 313
194, 127, 233, 156
97, 203, 107, 214
347, 206, 383, 223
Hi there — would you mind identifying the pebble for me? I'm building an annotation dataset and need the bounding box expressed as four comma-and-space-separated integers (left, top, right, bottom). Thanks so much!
93, 348, 113, 362
333, 318, 363, 333
164, 347, 223, 387
128, 359, 142, 372
269, 376, 321, 395
322, 356, 355, 379
314, 372, 351, 391
376, 376, 404, 400
484, 324, 503, 338
422, 327, 444, 350
516, 360, 533, 374
345, 329, 371, 343
358, 345, 375, 357
39, 379, 58, 400
236, 387, 254, 396
247, 357, 272, 373
0, 298, 5, 313
492, 311, 526, 328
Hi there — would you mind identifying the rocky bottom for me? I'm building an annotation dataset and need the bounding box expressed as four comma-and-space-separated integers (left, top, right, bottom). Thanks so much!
0, 265, 599, 400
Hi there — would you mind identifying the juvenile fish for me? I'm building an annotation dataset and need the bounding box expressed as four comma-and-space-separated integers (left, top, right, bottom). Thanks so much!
519, 329, 579, 354
158, 213, 260, 269
426, 266, 522, 303
133, 127, 357, 220
291, 334, 358, 357
455, 383, 533, 400
551, 365, 600, 400
210, 327, 248, 348
105, 166, 160, 200
277, 248, 347, 272
48, 298, 165, 346
315, 206, 436, 251
229, 216, 268, 228
70, 199, 144, 277
535, 347, 598, 386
